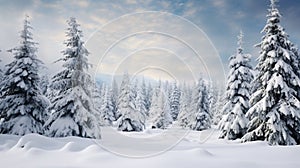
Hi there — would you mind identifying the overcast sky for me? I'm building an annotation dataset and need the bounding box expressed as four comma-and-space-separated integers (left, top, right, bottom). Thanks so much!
0, 0, 299, 84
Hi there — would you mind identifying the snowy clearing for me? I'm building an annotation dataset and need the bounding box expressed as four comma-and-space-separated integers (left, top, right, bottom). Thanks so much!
0, 128, 299, 168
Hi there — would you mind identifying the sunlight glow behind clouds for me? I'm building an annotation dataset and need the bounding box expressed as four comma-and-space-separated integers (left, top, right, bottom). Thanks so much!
86, 12, 224, 84
0, 0, 299, 84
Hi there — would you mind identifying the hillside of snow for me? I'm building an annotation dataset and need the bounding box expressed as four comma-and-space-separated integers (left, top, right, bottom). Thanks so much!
0, 128, 299, 168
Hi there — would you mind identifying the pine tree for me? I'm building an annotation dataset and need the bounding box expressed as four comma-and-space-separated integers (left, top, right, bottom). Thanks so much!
40, 74, 49, 95
150, 88, 172, 129
0, 16, 49, 135
189, 77, 211, 131
111, 79, 120, 119
45, 17, 101, 139
242, 0, 300, 145
169, 82, 181, 121
177, 83, 192, 128
91, 82, 103, 125
135, 80, 148, 120
219, 31, 253, 140
211, 86, 225, 125
147, 83, 160, 126
117, 72, 145, 131
145, 81, 153, 113
99, 85, 116, 126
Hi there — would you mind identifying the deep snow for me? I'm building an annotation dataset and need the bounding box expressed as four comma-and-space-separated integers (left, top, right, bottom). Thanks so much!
0, 127, 299, 168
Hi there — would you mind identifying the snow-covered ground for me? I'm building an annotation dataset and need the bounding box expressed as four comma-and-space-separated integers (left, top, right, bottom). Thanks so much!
0, 128, 299, 168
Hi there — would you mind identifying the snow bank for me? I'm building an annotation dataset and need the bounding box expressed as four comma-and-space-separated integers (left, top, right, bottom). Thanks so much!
0, 128, 299, 168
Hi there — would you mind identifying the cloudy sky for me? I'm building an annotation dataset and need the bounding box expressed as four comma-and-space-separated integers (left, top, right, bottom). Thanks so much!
0, 0, 299, 84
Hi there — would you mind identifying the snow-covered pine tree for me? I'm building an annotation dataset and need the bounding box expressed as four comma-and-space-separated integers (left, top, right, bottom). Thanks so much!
117, 72, 145, 131
0, 16, 49, 135
189, 77, 211, 131
207, 81, 215, 114
211, 86, 225, 125
99, 84, 116, 126
91, 82, 102, 118
242, 0, 300, 145
177, 83, 192, 128
145, 81, 153, 113
111, 78, 120, 119
209, 83, 218, 125
135, 80, 148, 120
147, 83, 160, 126
40, 74, 49, 95
139, 78, 149, 116
219, 31, 253, 140
150, 88, 172, 129
169, 82, 181, 121
108, 88, 119, 122
132, 79, 138, 100
45, 17, 101, 139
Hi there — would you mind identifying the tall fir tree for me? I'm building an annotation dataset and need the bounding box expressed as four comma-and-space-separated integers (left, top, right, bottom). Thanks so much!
189, 77, 211, 131
145, 81, 153, 113
211, 85, 225, 125
111, 78, 120, 119
177, 83, 192, 128
91, 82, 102, 114
169, 82, 181, 121
40, 73, 50, 95
99, 84, 116, 126
0, 16, 49, 135
242, 0, 300, 145
147, 83, 160, 126
219, 31, 253, 140
150, 88, 172, 129
117, 72, 145, 131
135, 80, 148, 120
45, 18, 101, 139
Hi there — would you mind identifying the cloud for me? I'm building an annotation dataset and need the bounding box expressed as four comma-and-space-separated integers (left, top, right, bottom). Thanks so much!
125, 0, 137, 5
0, 0, 299, 84
85, 12, 225, 83
212, 1, 226, 8
70, 0, 89, 8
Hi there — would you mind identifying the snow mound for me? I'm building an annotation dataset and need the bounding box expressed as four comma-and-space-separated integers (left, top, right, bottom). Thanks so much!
0, 129, 300, 168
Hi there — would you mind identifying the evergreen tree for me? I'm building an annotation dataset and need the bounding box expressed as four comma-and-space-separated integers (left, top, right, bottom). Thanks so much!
211, 86, 225, 125
117, 72, 145, 131
145, 81, 153, 113
111, 79, 120, 119
219, 31, 253, 140
132, 79, 138, 100
207, 81, 215, 115
189, 77, 211, 131
150, 89, 172, 129
40, 73, 49, 95
147, 83, 160, 126
45, 18, 101, 139
99, 85, 116, 126
91, 82, 102, 118
0, 16, 49, 135
242, 0, 300, 145
177, 83, 192, 128
169, 82, 181, 121
135, 80, 148, 120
